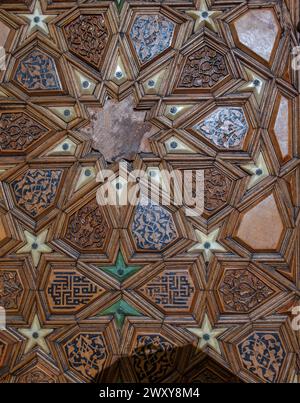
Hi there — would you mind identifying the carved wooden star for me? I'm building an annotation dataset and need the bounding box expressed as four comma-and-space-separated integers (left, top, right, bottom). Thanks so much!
187, 314, 227, 354
17, 229, 52, 267
18, 0, 57, 37
18, 315, 53, 354
188, 227, 225, 262
186, 0, 222, 33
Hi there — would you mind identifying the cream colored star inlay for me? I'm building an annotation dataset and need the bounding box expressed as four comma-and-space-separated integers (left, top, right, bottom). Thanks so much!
18, 315, 53, 354
187, 314, 227, 354
18, 0, 57, 37
186, 0, 222, 33
188, 227, 225, 262
17, 229, 52, 267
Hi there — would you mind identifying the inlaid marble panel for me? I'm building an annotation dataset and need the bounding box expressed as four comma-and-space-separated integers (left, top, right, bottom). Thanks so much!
14, 50, 62, 91
233, 9, 280, 62
0, 21, 10, 48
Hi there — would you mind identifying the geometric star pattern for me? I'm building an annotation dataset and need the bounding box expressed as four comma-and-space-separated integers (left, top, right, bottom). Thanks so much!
18, 315, 53, 354
16, 229, 52, 267
0, 0, 298, 384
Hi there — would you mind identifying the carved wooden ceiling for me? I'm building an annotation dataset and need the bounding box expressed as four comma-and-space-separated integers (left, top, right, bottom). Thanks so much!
0, 0, 299, 384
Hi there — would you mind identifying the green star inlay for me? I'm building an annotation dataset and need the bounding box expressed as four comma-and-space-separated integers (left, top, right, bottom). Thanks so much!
99, 299, 141, 329
100, 251, 141, 282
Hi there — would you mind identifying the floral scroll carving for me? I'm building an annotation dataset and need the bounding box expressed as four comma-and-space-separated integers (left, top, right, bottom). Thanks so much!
11, 169, 63, 217
204, 168, 231, 211
0, 270, 23, 310
65, 333, 107, 380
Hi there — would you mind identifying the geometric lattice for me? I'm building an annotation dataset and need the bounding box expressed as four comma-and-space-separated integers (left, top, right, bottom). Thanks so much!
0, 0, 298, 385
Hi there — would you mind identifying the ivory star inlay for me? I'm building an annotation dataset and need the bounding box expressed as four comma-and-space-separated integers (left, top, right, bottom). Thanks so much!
233, 9, 280, 63
272, 95, 292, 161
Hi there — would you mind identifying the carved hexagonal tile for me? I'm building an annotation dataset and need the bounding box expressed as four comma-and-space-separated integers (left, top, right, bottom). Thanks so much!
11, 355, 62, 383
10, 168, 64, 218
64, 332, 107, 381
128, 333, 177, 382
204, 167, 232, 214
13, 49, 63, 93
0, 112, 49, 153
59, 197, 113, 257
138, 264, 197, 315
217, 266, 277, 313
63, 14, 110, 69
0, 268, 23, 311
44, 264, 106, 315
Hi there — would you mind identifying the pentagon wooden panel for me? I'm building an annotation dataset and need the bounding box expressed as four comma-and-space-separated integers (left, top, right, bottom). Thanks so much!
0, 0, 299, 384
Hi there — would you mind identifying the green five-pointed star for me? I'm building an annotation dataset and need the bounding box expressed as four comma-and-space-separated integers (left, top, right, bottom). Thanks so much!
99, 299, 141, 329
100, 251, 141, 282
